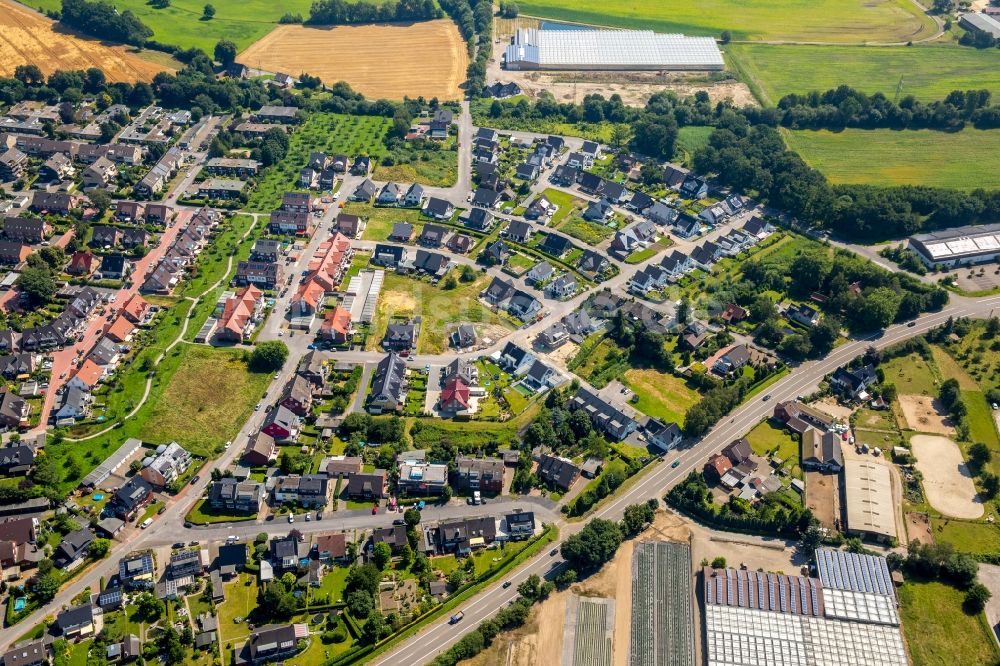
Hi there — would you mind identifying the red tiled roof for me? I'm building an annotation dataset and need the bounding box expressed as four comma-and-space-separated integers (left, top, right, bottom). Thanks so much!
321, 307, 351, 336
73, 359, 104, 388
441, 377, 470, 410
219, 285, 262, 339
105, 316, 135, 342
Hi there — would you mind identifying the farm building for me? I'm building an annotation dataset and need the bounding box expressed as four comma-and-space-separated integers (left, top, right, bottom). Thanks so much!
959, 12, 1000, 38
504, 28, 724, 71
843, 459, 896, 542
908, 223, 1000, 268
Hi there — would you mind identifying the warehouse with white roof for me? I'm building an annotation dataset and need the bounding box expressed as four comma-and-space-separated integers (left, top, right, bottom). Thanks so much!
908, 223, 1000, 268
504, 28, 725, 71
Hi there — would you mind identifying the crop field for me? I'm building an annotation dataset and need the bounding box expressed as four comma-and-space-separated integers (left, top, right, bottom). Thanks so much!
516, 0, 935, 43
630, 541, 694, 666
248, 113, 390, 211
30, 0, 312, 52
239, 21, 468, 101
784, 128, 1000, 190
729, 44, 1000, 106
0, 0, 170, 81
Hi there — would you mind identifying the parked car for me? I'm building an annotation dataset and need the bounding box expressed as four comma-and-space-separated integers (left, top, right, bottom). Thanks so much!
140, 518, 153, 529
172, 542, 185, 549
371, 506, 378, 515
288, 514, 295, 523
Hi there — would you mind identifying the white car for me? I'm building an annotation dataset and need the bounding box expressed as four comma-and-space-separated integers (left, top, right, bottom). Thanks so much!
224, 441, 231, 450
288, 515, 295, 524
140, 518, 153, 529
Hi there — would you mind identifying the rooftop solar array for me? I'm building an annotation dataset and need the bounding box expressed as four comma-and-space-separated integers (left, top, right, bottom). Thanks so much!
703, 567, 824, 617
815, 548, 893, 596
506, 29, 724, 70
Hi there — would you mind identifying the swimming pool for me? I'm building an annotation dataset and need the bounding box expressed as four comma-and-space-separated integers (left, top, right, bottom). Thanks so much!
13, 597, 25, 612
92, 493, 104, 501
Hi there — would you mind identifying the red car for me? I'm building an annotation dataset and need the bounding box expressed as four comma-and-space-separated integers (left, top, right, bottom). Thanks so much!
371, 506, 378, 515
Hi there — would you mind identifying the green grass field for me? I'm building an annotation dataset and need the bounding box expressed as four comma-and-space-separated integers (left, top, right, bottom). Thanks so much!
138, 345, 272, 456
557, 217, 613, 246
746, 420, 798, 460
517, 0, 935, 43
899, 580, 1000, 666
881, 351, 938, 396
785, 128, 1000, 191
931, 518, 1000, 555
624, 368, 700, 426
248, 113, 390, 212
728, 44, 1000, 106
675, 126, 713, 165
31, 0, 312, 52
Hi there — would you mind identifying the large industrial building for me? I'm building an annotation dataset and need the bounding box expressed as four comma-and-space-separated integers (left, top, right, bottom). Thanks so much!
702, 555, 907, 666
843, 459, 897, 542
908, 223, 1000, 268
503, 28, 724, 71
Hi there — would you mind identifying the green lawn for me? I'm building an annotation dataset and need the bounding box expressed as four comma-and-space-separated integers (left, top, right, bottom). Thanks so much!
899, 580, 1000, 666
517, 0, 934, 42
625, 247, 657, 265
348, 204, 426, 242
186, 498, 257, 524
218, 573, 259, 646
784, 128, 1000, 190
365, 272, 515, 354
67, 640, 92, 666
728, 44, 1000, 106
623, 367, 700, 426
557, 217, 614, 246
746, 420, 798, 460
541, 188, 587, 226
373, 141, 459, 187
675, 126, 713, 165
931, 518, 1000, 555
881, 351, 938, 396
31, 0, 313, 52
138, 345, 272, 456
248, 113, 390, 212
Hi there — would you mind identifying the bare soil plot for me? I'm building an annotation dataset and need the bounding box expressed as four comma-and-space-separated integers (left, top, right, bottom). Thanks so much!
0, 0, 169, 81
805, 470, 838, 528
911, 434, 984, 519
899, 394, 956, 434
239, 21, 468, 100
810, 397, 853, 422
906, 512, 935, 546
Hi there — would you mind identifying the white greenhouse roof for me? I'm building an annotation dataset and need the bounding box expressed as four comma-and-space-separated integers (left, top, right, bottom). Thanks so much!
505, 28, 723, 68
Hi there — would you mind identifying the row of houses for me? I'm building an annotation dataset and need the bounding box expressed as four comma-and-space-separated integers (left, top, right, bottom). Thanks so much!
289, 232, 353, 321
629, 216, 774, 296
141, 208, 221, 294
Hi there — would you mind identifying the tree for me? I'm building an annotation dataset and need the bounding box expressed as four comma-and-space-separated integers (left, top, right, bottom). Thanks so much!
346, 563, 381, 595
981, 471, 1000, 499
621, 502, 654, 536
969, 442, 991, 469
248, 341, 289, 372
202, 3, 215, 18
676, 298, 690, 325
160, 626, 185, 665
720, 30, 732, 43
403, 507, 421, 527
711, 556, 727, 568
965, 582, 991, 613
32, 573, 60, 601
16, 267, 56, 305
798, 524, 824, 556
88, 188, 111, 214
347, 589, 374, 619
447, 569, 465, 589
561, 519, 623, 570
373, 542, 392, 570
88, 538, 110, 559
362, 612, 388, 644
517, 574, 541, 599
136, 592, 164, 621
214, 39, 237, 66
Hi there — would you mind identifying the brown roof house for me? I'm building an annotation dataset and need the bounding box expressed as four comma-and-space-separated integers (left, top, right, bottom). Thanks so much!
536, 454, 580, 491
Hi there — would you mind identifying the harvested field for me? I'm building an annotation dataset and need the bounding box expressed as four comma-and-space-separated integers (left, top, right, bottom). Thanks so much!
899, 394, 955, 434
0, 0, 170, 81
905, 512, 935, 546
911, 434, 983, 520
238, 21, 468, 100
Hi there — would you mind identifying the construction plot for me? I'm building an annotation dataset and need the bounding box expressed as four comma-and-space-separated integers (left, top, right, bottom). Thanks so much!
629, 540, 695, 666
563, 595, 614, 666
911, 434, 983, 519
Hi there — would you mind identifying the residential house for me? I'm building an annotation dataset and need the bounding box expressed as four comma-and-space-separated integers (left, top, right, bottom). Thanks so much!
0, 445, 33, 475
679, 174, 708, 199
537, 454, 580, 491
483, 81, 522, 98
139, 442, 191, 489
0, 392, 29, 429
281, 192, 313, 214
525, 195, 556, 222
743, 216, 774, 238
802, 428, 844, 472
54, 528, 93, 567
197, 179, 245, 200
243, 432, 277, 467
681, 321, 709, 350
2, 218, 49, 244
539, 233, 571, 258
525, 261, 554, 285
0, 147, 27, 180
31, 192, 78, 215
508, 290, 541, 320
538, 322, 569, 349
646, 419, 683, 452
346, 470, 388, 499
547, 274, 578, 300
439, 377, 472, 414
268, 210, 311, 236
209, 477, 264, 514
523, 360, 556, 391
429, 517, 497, 555
336, 213, 364, 238
314, 533, 348, 562
98, 254, 130, 281
569, 388, 639, 441
82, 157, 117, 189
551, 164, 578, 186
241, 624, 303, 665
118, 550, 155, 589
830, 365, 878, 399
40, 153, 74, 181
465, 207, 494, 232
481, 240, 510, 266
721, 304, 748, 324
450, 323, 477, 349
472, 187, 501, 209
787, 303, 821, 328
121, 228, 149, 249
419, 224, 447, 247
320, 307, 353, 343
0, 241, 29, 265
497, 341, 534, 375
627, 191, 654, 213
236, 260, 283, 290
54, 604, 99, 638
367, 353, 407, 414
91, 225, 122, 248
482, 276, 516, 308
578, 250, 610, 276
377, 182, 402, 206
2, 640, 47, 666
261, 406, 299, 442
503, 220, 532, 244
272, 475, 329, 508
772, 400, 835, 435
712, 344, 752, 376
403, 183, 425, 207
646, 202, 679, 226
583, 198, 614, 223
351, 156, 371, 176
382, 320, 417, 351
448, 233, 475, 254
397, 461, 449, 496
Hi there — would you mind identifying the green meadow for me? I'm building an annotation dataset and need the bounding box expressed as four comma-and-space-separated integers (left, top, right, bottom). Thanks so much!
729, 44, 1000, 105
516, 0, 935, 43
784, 128, 1000, 190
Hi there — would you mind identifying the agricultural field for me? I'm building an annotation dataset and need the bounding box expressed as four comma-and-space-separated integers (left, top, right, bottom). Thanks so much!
138, 345, 272, 456
784, 128, 1000, 190
248, 113, 390, 212
516, 0, 935, 43
728, 44, 1000, 106
899, 580, 1000, 666
0, 0, 171, 81
365, 272, 515, 354
31, 0, 312, 52
239, 21, 468, 100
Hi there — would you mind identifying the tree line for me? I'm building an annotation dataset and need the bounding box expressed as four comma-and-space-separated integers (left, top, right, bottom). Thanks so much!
439, 0, 493, 95
764, 86, 1000, 131
59, 0, 152, 47
307, 0, 441, 25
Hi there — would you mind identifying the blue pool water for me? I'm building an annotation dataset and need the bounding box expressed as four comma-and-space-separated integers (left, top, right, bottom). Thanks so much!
92, 493, 104, 501
13, 598, 25, 612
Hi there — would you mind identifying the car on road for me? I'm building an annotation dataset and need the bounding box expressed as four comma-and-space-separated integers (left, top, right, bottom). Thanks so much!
393, 519, 404, 525
371, 506, 378, 515
191, 476, 200, 485
173, 542, 185, 549
550, 548, 558, 556
140, 518, 153, 529
449, 611, 464, 624
762, 394, 771, 401
305, 513, 311, 521
417, 500, 425, 510
266, 514, 274, 521
907, 321, 916, 327
316, 511, 323, 520
671, 459, 681, 468
254, 403, 261, 411
288, 515, 295, 523
224, 441, 231, 450
184, 521, 192, 528
502, 581, 512, 588
157, 505, 166, 515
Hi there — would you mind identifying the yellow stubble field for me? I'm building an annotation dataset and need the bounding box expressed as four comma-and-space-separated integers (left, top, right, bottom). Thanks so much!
239, 20, 468, 101
0, 0, 169, 81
